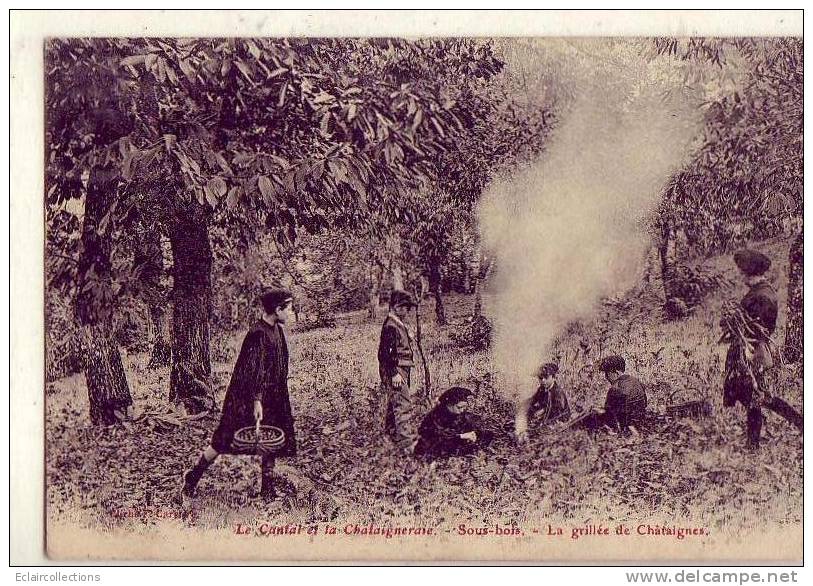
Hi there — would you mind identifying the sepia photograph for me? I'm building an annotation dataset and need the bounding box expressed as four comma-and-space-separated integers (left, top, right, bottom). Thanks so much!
12, 9, 804, 563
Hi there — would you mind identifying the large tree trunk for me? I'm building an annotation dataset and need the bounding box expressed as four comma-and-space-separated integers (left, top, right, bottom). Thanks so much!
76, 169, 133, 425
387, 236, 405, 291
784, 232, 803, 364
461, 263, 472, 294
133, 222, 171, 368
391, 262, 405, 291
473, 250, 491, 318
428, 258, 446, 325
472, 275, 483, 318
168, 205, 214, 414
658, 219, 677, 301
368, 260, 383, 320
146, 304, 171, 368
81, 325, 133, 425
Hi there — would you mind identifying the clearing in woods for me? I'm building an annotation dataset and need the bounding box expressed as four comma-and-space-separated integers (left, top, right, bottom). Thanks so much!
46, 235, 802, 533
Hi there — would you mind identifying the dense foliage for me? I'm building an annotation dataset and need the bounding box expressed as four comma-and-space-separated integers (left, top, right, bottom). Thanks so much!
655, 38, 802, 254
45, 37, 802, 413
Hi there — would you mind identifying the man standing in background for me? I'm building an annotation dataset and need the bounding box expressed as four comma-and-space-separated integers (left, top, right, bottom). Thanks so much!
377, 289, 418, 453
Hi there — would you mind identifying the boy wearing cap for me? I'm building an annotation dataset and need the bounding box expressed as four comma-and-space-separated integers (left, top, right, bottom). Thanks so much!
515, 362, 571, 443
723, 249, 802, 449
414, 386, 493, 459
181, 288, 297, 501
377, 289, 418, 452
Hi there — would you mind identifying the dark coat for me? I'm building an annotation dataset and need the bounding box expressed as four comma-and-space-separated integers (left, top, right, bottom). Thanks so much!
377, 314, 414, 381
604, 374, 647, 430
211, 319, 296, 457
528, 382, 571, 423
414, 406, 493, 460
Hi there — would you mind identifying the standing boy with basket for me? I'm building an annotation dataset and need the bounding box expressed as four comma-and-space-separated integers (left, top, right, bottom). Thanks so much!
377, 289, 418, 453
181, 288, 297, 501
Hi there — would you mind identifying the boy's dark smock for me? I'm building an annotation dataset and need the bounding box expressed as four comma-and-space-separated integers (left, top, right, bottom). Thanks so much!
211, 319, 296, 456
377, 314, 414, 381
528, 382, 571, 423
377, 312, 415, 449
603, 374, 648, 430
414, 406, 493, 459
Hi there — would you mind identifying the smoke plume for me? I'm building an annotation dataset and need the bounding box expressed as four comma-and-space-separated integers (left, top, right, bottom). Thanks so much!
479, 41, 700, 402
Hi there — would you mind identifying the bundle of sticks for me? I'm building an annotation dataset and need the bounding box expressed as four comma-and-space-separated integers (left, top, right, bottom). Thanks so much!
718, 302, 770, 348
719, 301, 772, 401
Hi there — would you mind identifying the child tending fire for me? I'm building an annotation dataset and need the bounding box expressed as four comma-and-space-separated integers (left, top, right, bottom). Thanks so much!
414, 387, 493, 460
515, 362, 571, 443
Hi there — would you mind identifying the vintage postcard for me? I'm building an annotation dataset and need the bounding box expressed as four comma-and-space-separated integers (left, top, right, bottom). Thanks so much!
10, 9, 804, 563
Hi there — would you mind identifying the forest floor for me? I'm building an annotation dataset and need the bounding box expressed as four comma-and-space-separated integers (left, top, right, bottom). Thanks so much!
46, 235, 802, 539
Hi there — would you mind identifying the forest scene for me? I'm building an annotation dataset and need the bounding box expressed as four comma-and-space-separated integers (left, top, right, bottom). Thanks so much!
44, 36, 802, 556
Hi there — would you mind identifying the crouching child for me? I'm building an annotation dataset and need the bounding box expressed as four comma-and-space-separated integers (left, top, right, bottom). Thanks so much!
515, 362, 571, 444
414, 387, 494, 460
576, 355, 647, 434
